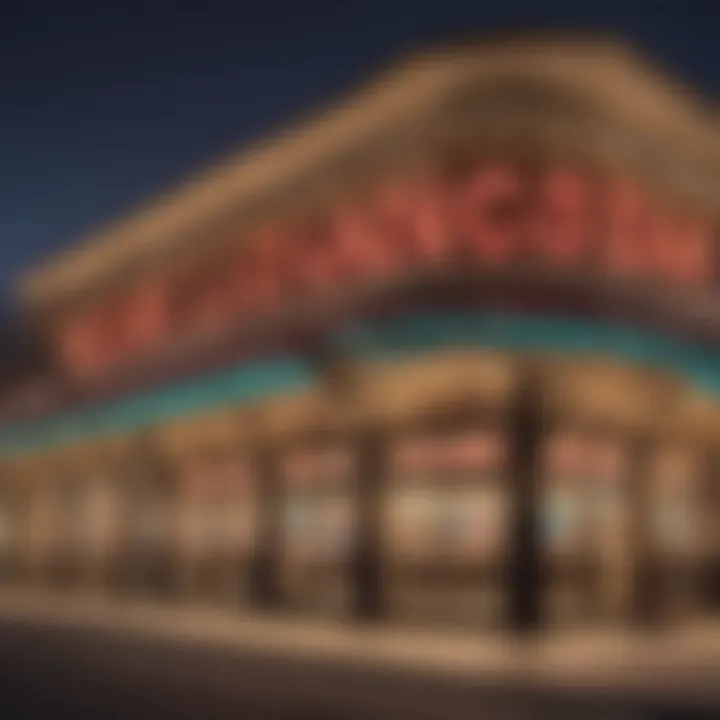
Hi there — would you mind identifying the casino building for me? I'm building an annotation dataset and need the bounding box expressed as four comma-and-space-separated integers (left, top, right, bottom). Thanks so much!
0, 36, 718, 632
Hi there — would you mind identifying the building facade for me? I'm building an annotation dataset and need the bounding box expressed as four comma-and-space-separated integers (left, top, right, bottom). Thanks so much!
0, 37, 719, 632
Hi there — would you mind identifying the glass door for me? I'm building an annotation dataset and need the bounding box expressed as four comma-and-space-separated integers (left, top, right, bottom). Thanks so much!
179, 458, 256, 604
279, 446, 355, 617
541, 431, 633, 627
121, 470, 177, 597
648, 447, 705, 620
0, 490, 17, 581
541, 431, 596, 626
385, 428, 508, 628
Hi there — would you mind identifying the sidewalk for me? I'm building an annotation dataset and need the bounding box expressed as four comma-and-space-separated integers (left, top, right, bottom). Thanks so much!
1, 586, 719, 706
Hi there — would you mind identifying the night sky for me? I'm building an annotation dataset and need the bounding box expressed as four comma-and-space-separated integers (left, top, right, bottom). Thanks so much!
0, 1, 718, 320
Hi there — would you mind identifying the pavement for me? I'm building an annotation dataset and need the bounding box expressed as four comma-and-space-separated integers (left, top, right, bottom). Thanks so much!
0, 587, 719, 717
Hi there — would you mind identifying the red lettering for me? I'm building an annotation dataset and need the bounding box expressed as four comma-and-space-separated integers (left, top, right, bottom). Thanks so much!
332, 205, 405, 281
647, 208, 680, 282
604, 182, 712, 288
649, 211, 712, 287
530, 168, 592, 266
603, 180, 655, 279
121, 280, 173, 353
678, 219, 713, 286
234, 227, 286, 314
449, 163, 524, 265
366, 183, 420, 259
291, 217, 343, 291
56, 167, 718, 380
385, 179, 453, 266
58, 317, 96, 377
59, 306, 120, 377
218, 248, 253, 315
187, 267, 236, 334
98, 301, 136, 367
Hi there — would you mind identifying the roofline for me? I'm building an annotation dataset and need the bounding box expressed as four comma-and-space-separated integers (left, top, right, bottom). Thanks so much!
18, 34, 720, 312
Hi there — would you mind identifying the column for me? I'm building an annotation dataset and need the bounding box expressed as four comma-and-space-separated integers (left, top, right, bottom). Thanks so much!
0, 483, 15, 583
132, 433, 180, 600
248, 443, 282, 609
627, 431, 660, 626
88, 465, 121, 595
311, 340, 386, 622
506, 363, 543, 633
350, 422, 386, 622
110, 455, 134, 596
703, 450, 720, 613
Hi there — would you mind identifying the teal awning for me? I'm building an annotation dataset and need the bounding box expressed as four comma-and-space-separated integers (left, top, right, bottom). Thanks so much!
0, 357, 315, 456
2, 312, 719, 457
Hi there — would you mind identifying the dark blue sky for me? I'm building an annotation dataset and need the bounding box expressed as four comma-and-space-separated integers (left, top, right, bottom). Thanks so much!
0, 1, 718, 313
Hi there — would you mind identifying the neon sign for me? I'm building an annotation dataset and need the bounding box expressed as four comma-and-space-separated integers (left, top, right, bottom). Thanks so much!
58, 162, 716, 378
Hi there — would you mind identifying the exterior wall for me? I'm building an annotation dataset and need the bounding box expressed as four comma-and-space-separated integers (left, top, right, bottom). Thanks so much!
0, 349, 718, 631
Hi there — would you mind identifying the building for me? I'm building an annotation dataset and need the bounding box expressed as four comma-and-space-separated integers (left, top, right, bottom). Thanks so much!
0, 35, 719, 632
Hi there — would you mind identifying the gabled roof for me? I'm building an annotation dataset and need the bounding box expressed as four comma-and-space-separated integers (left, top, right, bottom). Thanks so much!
19, 34, 719, 313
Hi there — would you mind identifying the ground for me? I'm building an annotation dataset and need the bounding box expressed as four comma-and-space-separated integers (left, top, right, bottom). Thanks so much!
0, 591, 718, 719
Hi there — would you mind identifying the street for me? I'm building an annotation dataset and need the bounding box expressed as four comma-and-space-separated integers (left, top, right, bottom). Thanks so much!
0, 616, 716, 720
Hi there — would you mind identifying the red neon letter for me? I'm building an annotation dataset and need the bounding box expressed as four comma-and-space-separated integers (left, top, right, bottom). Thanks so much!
649, 210, 713, 287
530, 168, 592, 267
448, 163, 524, 265
603, 180, 655, 278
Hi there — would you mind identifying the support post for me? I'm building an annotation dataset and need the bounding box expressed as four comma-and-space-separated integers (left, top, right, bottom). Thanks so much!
628, 431, 660, 627
351, 423, 386, 623
248, 444, 282, 610
704, 451, 720, 613
129, 433, 180, 600
310, 339, 386, 623
507, 362, 543, 634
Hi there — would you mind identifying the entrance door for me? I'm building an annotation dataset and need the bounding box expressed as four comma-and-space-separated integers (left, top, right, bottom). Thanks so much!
0, 491, 18, 581
586, 439, 633, 621
24, 485, 55, 584
541, 431, 632, 627
48, 481, 86, 588
385, 428, 508, 628
279, 446, 355, 617
121, 472, 177, 597
648, 447, 706, 621
179, 458, 256, 605
74, 477, 121, 591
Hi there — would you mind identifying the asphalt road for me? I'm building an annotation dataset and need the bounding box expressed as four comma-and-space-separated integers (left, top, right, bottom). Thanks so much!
0, 617, 716, 720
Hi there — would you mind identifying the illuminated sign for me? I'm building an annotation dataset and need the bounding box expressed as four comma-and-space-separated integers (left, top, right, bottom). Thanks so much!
58, 162, 716, 378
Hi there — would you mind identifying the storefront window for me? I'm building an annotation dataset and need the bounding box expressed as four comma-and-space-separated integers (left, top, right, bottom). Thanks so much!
541, 432, 592, 557
388, 429, 507, 563
650, 448, 701, 556
180, 458, 256, 579
0, 497, 13, 574
281, 447, 355, 565
542, 430, 633, 624
279, 445, 355, 615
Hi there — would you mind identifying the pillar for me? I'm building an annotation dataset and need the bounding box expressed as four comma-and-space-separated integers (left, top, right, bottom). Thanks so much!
248, 443, 282, 609
129, 433, 180, 600
704, 450, 720, 613
310, 339, 386, 622
628, 431, 660, 626
350, 422, 386, 622
507, 363, 543, 633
